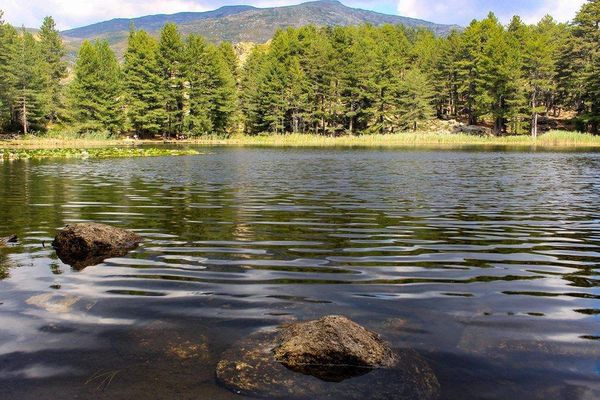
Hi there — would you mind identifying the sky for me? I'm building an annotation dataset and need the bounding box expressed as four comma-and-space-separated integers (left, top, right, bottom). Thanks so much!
0, 0, 587, 30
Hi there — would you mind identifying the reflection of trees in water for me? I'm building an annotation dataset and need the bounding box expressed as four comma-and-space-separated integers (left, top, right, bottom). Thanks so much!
0, 252, 13, 280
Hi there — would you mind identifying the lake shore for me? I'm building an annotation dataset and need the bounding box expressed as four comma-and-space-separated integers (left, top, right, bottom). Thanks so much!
2, 130, 600, 150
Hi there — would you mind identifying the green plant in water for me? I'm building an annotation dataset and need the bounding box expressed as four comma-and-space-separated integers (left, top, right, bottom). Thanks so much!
0, 147, 200, 160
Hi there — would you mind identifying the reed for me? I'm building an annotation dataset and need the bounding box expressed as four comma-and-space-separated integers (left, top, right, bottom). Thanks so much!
190, 131, 600, 148
3, 130, 600, 150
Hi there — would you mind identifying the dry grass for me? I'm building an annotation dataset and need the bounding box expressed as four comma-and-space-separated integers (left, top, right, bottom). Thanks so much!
3, 130, 600, 149
190, 131, 600, 148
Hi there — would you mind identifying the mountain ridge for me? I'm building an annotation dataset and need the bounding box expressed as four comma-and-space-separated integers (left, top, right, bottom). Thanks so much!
62, 1, 460, 44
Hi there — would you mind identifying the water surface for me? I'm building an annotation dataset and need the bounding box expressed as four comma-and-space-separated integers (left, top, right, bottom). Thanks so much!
0, 147, 599, 399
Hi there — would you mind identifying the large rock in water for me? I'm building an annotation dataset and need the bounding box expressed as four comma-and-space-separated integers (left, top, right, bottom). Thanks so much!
52, 223, 141, 269
273, 315, 396, 380
216, 315, 440, 399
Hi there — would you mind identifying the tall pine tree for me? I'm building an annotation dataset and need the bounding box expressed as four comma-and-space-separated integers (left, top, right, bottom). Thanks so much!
39, 16, 67, 123
10, 30, 50, 134
158, 23, 185, 138
69, 40, 124, 134
123, 28, 167, 136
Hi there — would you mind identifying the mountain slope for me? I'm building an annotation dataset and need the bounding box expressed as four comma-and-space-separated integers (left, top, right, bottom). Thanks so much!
62, 5, 256, 38
62, 1, 460, 56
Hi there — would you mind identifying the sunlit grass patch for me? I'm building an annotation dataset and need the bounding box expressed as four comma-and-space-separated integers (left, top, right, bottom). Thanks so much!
192, 130, 600, 148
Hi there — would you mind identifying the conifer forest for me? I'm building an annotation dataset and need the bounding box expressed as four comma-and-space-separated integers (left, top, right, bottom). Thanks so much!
0, 0, 599, 138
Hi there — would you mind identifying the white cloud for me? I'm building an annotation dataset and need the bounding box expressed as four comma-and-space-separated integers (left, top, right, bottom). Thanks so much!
521, 0, 586, 23
396, 0, 586, 25
2, 0, 210, 30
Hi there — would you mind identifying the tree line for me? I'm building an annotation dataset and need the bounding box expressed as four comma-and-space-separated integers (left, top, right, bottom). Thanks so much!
0, 0, 598, 137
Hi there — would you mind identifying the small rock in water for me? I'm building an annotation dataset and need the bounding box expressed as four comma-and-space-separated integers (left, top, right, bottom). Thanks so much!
52, 223, 142, 269
26, 293, 81, 313
0, 235, 17, 246
216, 315, 440, 399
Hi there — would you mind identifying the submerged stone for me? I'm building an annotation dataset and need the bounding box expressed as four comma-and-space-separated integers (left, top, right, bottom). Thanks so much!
216, 316, 440, 399
0, 235, 17, 246
52, 223, 142, 269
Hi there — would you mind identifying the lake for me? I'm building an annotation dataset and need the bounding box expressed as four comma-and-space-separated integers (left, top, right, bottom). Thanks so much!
0, 147, 599, 399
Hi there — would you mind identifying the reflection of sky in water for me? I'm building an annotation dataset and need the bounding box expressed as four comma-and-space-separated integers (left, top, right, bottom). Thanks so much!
0, 148, 599, 399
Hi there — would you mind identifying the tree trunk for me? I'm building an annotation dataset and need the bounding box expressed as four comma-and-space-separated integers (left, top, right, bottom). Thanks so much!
531, 90, 538, 138
349, 102, 354, 133
21, 92, 28, 135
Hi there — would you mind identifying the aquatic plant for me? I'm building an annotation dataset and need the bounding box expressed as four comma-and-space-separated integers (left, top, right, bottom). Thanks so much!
0, 147, 199, 160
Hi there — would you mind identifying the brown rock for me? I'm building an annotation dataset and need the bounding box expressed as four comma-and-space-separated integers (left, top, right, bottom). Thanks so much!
216, 316, 440, 399
273, 315, 396, 379
0, 235, 17, 246
52, 223, 142, 269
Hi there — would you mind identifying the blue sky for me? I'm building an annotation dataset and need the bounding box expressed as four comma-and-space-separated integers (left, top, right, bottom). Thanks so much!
0, 0, 586, 30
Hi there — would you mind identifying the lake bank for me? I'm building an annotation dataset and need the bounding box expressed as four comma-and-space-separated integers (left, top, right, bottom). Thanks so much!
2, 131, 600, 152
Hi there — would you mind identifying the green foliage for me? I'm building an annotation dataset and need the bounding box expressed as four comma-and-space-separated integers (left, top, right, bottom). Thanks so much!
123, 28, 167, 136
39, 16, 67, 122
158, 23, 185, 137
184, 35, 236, 136
218, 41, 239, 79
1, 147, 199, 160
241, 25, 434, 135
572, 0, 600, 132
10, 30, 51, 134
1, 2, 600, 137
68, 40, 124, 135
0, 15, 19, 129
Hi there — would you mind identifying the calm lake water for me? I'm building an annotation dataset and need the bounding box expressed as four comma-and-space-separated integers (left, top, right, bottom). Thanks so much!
0, 147, 599, 399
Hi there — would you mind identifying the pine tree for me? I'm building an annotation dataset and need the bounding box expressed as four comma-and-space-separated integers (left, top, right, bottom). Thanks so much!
366, 25, 411, 134
123, 28, 167, 136
218, 41, 239, 80
10, 30, 50, 134
572, 0, 600, 132
256, 56, 287, 134
39, 16, 67, 122
397, 68, 435, 131
183, 34, 236, 136
240, 45, 268, 134
0, 13, 19, 129
433, 30, 463, 118
298, 26, 335, 134
69, 40, 124, 134
158, 23, 185, 138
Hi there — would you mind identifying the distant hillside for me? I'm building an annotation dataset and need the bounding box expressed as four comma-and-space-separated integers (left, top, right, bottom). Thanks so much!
62, 5, 256, 38
61, 1, 459, 57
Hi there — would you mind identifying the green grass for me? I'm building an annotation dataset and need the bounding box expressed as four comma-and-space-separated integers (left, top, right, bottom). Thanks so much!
1, 147, 200, 160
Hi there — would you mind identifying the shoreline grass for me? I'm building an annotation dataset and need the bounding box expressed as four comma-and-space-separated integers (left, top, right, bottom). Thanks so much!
2, 130, 600, 150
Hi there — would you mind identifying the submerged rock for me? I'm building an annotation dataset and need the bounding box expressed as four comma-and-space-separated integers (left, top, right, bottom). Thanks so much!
0, 235, 17, 246
52, 223, 142, 269
217, 316, 440, 399
26, 292, 81, 313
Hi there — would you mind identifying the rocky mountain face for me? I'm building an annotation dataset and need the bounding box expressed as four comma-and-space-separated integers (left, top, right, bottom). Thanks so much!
61, 1, 459, 56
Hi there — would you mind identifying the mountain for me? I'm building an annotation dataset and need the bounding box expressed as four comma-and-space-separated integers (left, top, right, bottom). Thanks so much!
62, 5, 256, 38
61, 1, 460, 56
